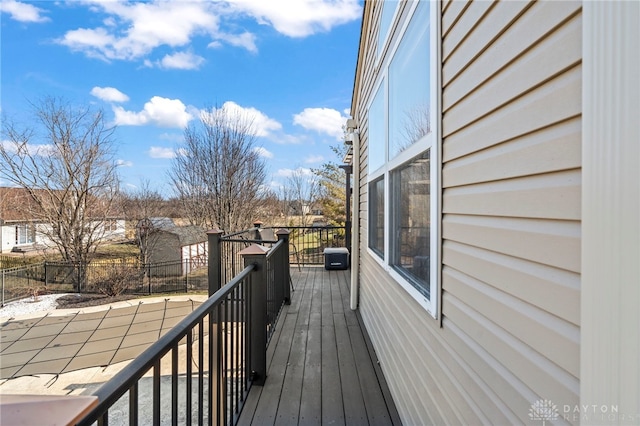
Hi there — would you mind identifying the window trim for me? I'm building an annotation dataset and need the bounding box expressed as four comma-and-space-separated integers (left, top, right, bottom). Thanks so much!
368, 176, 386, 259
15, 223, 35, 245
376, 1, 401, 65
366, 0, 441, 318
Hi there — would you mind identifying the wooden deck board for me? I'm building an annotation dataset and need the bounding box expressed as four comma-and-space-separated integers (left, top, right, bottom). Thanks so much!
320, 268, 344, 425
238, 266, 400, 425
334, 312, 368, 425
298, 271, 322, 426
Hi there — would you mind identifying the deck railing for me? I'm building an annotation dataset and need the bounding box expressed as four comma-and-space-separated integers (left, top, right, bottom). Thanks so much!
78, 230, 291, 425
211, 223, 347, 270
284, 225, 347, 265
0, 259, 208, 306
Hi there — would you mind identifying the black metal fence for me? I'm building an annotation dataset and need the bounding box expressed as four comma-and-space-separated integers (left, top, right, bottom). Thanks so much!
4, 224, 336, 424
211, 224, 347, 282
213, 227, 261, 286
0, 255, 41, 270
285, 225, 347, 265
79, 226, 291, 425
78, 265, 255, 426
0, 259, 209, 307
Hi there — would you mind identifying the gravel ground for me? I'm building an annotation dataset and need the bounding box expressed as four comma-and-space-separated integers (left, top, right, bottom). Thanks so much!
0, 293, 140, 319
0, 294, 71, 319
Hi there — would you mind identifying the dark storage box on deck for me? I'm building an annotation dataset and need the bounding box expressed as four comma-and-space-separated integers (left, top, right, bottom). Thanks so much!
324, 247, 349, 270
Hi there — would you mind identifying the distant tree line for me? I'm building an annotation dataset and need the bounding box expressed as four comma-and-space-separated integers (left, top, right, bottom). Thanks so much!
1, 96, 350, 270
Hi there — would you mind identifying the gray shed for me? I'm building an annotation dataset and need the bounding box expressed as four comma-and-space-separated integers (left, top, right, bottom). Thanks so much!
141, 218, 207, 274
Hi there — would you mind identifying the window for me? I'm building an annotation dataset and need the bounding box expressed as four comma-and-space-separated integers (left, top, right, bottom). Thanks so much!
368, 83, 386, 173
391, 151, 430, 298
105, 220, 119, 232
15, 224, 34, 245
377, 1, 398, 59
388, 1, 430, 159
367, 1, 438, 315
369, 176, 385, 258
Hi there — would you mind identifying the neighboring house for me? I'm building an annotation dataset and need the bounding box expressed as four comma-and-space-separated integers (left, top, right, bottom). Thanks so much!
140, 218, 207, 274
0, 187, 125, 254
346, 2, 638, 425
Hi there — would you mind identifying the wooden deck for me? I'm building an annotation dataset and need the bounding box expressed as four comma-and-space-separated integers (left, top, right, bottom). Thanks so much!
238, 266, 401, 426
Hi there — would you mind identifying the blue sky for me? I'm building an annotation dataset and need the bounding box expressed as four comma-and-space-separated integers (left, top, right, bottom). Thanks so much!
0, 0, 362, 196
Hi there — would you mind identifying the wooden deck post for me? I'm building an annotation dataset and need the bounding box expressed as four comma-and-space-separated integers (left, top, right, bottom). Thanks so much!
240, 244, 270, 386
207, 229, 223, 296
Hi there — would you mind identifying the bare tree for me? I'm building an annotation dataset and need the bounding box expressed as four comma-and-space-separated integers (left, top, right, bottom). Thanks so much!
284, 167, 320, 227
395, 104, 431, 154
0, 97, 120, 287
252, 190, 287, 225
169, 104, 267, 233
120, 179, 166, 265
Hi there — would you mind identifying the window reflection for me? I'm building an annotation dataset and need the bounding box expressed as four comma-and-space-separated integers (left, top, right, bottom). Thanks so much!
389, 1, 430, 158
391, 150, 430, 297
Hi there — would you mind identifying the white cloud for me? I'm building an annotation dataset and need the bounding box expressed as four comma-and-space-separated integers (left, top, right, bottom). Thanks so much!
214, 31, 257, 53
226, 0, 361, 37
305, 155, 324, 164
254, 147, 273, 159
158, 51, 205, 70
281, 134, 305, 145
116, 159, 133, 167
1, 140, 54, 156
113, 96, 193, 128
53, 1, 360, 64
54, 1, 258, 63
158, 132, 184, 143
148, 146, 177, 159
275, 167, 312, 178
91, 86, 129, 103
58, 27, 117, 60
57, 1, 220, 61
203, 101, 281, 138
0, 0, 49, 23
293, 107, 347, 140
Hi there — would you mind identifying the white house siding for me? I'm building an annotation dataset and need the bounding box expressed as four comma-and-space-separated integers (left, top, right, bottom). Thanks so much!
1, 225, 14, 253
353, 1, 582, 424
1, 222, 54, 253
0, 220, 125, 253
181, 241, 207, 274
101, 219, 126, 242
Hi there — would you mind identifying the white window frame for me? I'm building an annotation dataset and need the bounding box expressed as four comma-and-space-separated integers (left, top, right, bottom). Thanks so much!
367, 0, 440, 317
15, 223, 35, 245
376, 1, 401, 64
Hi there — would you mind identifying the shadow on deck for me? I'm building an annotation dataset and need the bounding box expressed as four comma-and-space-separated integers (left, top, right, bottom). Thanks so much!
238, 266, 401, 426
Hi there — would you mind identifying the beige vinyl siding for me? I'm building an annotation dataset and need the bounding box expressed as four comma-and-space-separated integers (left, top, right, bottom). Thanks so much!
441, 0, 582, 419
352, 1, 582, 424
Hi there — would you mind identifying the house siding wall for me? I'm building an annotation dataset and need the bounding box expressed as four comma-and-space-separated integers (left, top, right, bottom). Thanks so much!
353, 1, 582, 424
1, 225, 13, 253
1, 220, 126, 253
1, 222, 56, 253
181, 241, 207, 273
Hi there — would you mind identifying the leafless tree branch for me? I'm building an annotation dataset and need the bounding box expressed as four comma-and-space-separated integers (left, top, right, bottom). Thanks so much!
0, 97, 120, 284
169, 104, 267, 232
